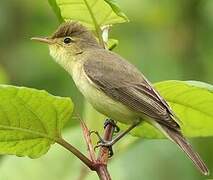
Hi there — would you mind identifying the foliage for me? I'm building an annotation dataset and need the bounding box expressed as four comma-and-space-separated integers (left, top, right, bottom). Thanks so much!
48, 0, 128, 29
0, 85, 73, 158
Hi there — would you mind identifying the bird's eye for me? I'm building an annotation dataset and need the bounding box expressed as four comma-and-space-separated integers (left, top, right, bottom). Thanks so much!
63, 37, 72, 44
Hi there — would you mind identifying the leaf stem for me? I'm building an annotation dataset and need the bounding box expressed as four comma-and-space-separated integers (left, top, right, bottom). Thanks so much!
57, 126, 113, 180
56, 138, 95, 170
83, 0, 105, 48
80, 121, 96, 162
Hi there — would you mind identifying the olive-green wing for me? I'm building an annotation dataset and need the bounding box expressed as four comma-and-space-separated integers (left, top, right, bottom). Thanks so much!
83, 50, 179, 129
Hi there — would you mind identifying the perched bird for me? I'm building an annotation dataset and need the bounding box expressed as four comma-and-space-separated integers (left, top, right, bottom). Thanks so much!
32, 21, 209, 175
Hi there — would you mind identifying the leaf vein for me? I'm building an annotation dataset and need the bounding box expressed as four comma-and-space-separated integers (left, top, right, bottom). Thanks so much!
168, 100, 213, 118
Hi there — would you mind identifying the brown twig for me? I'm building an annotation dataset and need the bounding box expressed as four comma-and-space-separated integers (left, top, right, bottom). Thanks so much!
80, 120, 115, 180
96, 122, 114, 180
81, 121, 96, 162
56, 138, 96, 171
97, 122, 114, 164
57, 120, 115, 180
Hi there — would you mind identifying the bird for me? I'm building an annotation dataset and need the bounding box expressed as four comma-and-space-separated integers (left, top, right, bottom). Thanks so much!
31, 21, 209, 175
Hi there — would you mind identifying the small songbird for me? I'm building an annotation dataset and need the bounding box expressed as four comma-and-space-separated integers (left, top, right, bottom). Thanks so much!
32, 21, 209, 175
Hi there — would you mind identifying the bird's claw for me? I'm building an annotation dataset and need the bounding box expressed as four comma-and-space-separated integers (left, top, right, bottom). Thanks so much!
90, 119, 119, 158
108, 146, 114, 157
104, 119, 120, 133
90, 131, 106, 150
89, 130, 104, 141
89, 130, 98, 136
94, 140, 114, 158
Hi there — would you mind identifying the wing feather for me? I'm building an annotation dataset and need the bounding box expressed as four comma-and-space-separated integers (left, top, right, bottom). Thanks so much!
83, 50, 180, 130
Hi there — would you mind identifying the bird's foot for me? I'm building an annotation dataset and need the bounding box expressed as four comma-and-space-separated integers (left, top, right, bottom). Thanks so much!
104, 118, 120, 133
95, 139, 115, 148
90, 130, 114, 158
89, 119, 121, 158
95, 138, 115, 158
89, 130, 104, 143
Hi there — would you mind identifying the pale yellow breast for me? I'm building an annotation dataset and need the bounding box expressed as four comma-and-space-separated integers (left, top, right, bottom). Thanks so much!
70, 60, 139, 124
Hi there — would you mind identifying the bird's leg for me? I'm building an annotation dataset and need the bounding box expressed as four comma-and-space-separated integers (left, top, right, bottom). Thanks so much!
90, 118, 118, 157
89, 118, 119, 142
94, 120, 141, 153
90, 130, 114, 157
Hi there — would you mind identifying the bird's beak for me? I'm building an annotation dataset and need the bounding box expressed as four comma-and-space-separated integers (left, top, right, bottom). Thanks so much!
31, 37, 54, 44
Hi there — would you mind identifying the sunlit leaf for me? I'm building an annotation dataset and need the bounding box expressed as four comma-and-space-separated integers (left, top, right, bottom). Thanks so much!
48, 0, 129, 29
0, 128, 85, 180
48, 0, 64, 22
0, 85, 73, 158
123, 80, 213, 139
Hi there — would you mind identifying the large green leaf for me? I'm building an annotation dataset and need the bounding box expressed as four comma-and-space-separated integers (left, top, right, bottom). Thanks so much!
0, 128, 86, 180
122, 80, 213, 139
48, 0, 64, 22
48, 0, 128, 29
0, 85, 73, 158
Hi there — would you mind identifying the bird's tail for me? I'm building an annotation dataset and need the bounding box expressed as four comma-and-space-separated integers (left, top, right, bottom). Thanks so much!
159, 124, 209, 175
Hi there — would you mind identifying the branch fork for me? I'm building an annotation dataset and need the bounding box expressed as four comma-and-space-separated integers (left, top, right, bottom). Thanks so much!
81, 120, 115, 180
57, 120, 115, 180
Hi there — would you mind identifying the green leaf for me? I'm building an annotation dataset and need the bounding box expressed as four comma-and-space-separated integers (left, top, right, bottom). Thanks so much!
103, 0, 129, 22
48, 0, 129, 29
0, 127, 86, 180
125, 80, 213, 139
107, 38, 118, 50
48, 0, 64, 23
0, 85, 73, 158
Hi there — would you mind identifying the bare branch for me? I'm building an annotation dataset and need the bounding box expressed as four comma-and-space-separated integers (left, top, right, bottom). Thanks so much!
56, 138, 95, 170
81, 120, 96, 162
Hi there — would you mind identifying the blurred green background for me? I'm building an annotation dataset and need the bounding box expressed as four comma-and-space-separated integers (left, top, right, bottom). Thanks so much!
0, 0, 212, 179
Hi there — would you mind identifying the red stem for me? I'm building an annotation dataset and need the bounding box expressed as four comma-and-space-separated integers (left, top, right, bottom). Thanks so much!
58, 121, 115, 180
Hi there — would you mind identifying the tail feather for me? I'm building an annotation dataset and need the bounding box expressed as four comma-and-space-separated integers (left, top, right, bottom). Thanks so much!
160, 125, 209, 175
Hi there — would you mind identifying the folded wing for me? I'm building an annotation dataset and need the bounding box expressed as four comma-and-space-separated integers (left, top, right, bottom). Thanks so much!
83, 50, 179, 130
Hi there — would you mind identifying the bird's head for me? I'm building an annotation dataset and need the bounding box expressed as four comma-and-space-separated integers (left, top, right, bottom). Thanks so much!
31, 21, 100, 66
